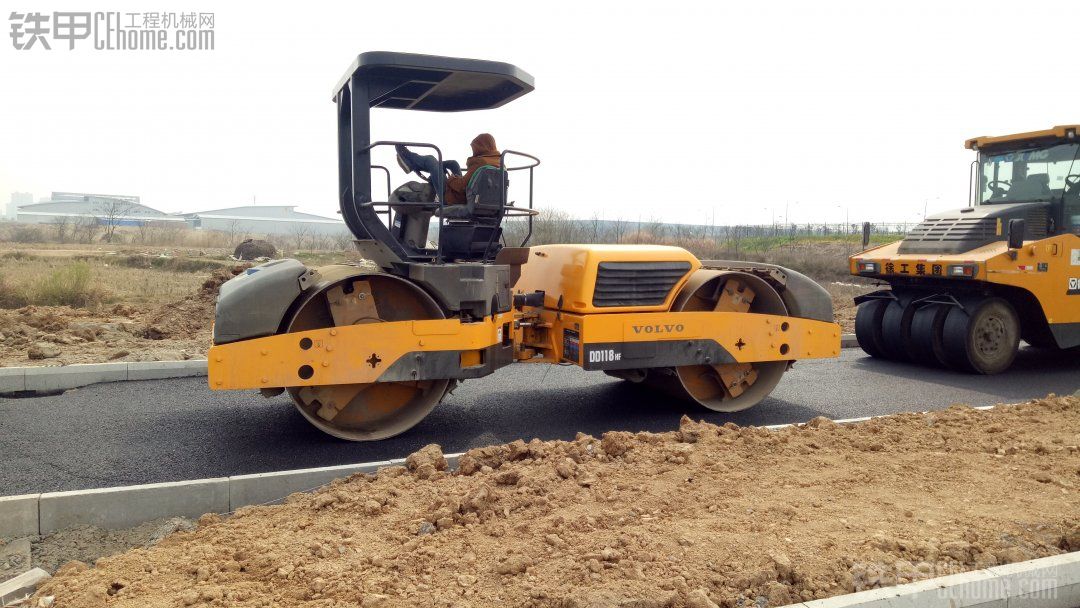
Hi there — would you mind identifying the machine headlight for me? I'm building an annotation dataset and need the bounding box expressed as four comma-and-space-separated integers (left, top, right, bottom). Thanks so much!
857, 261, 878, 274
948, 264, 978, 278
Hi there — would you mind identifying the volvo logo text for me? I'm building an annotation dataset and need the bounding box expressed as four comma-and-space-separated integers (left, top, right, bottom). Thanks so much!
631, 323, 685, 334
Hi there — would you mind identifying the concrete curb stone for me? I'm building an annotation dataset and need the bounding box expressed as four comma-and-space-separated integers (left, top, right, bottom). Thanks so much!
0, 496, 39, 542
782, 552, 1080, 608
0, 369, 25, 394
228, 461, 395, 509
0, 360, 209, 396
127, 359, 208, 381
38, 478, 229, 534
987, 551, 1080, 607
0, 567, 49, 606
24, 363, 127, 392
797, 568, 1006, 607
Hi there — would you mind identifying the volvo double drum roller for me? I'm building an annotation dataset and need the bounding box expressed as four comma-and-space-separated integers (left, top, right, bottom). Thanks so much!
851, 125, 1080, 374
206, 52, 841, 440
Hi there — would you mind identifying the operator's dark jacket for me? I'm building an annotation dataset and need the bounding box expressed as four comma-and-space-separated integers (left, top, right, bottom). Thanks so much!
445, 133, 501, 204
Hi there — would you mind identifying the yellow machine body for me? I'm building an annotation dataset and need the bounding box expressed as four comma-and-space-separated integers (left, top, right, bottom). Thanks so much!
209, 52, 843, 441
210, 244, 840, 391
850, 234, 1080, 329
848, 125, 1080, 374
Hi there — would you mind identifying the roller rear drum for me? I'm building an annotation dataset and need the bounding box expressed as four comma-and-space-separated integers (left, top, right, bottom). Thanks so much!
284, 266, 449, 441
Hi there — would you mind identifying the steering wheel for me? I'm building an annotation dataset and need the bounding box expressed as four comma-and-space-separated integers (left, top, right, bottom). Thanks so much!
1066, 175, 1080, 189
986, 179, 1011, 197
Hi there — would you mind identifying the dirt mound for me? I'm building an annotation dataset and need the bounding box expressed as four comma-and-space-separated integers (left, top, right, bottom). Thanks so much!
137, 264, 248, 341
0, 266, 248, 366
30, 518, 196, 574
35, 395, 1079, 607
233, 239, 276, 261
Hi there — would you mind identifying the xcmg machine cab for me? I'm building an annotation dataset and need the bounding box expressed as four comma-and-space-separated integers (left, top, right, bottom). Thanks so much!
851, 125, 1080, 374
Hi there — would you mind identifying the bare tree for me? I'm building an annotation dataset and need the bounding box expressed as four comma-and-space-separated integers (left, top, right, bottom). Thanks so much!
73, 216, 102, 244
289, 223, 312, 252
49, 216, 71, 243
99, 199, 135, 243
611, 216, 626, 243
331, 230, 353, 250
134, 219, 154, 245
223, 219, 247, 246
156, 222, 185, 246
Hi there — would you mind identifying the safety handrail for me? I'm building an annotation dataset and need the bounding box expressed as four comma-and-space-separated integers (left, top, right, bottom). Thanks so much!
499, 150, 540, 247
359, 142, 540, 263
370, 165, 392, 217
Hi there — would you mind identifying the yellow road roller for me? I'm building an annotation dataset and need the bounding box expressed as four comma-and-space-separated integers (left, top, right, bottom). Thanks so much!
850, 125, 1080, 374
207, 52, 841, 440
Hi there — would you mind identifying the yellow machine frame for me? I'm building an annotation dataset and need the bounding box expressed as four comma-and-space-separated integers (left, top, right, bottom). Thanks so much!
210, 245, 841, 392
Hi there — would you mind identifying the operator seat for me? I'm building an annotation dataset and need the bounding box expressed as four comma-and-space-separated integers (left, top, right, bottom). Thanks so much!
437, 165, 508, 261
1008, 174, 1050, 200
389, 181, 436, 250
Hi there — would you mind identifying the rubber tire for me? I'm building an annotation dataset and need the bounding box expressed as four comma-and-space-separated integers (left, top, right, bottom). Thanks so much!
880, 298, 918, 362
854, 299, 889, 359
908, 303, 950, 367
941, 298, 1020, 374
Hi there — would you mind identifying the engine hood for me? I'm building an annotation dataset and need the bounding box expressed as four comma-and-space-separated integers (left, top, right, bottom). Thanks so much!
897, 201, 1051, 255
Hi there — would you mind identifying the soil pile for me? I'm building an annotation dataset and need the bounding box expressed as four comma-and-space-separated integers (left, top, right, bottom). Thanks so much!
30, 519, 196, 574
0, 265, 248, 367
233, 239, 277, 261
35, 395, 1079, 607
137, 265, 248, 342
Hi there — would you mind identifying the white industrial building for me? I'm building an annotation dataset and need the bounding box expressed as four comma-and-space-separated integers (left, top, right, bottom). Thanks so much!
15, 192, 185, 226
182, 205, 348, 236
6, 192, 33, 220
11, 193, 348, 237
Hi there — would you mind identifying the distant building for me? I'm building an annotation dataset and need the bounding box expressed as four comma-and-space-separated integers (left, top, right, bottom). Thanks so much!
183, 205, 348, 237
15, 192, 185, 226
7, 192, 33, 220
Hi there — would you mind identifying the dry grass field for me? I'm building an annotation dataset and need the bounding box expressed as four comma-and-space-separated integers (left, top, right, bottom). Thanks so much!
0, 221, 884, 366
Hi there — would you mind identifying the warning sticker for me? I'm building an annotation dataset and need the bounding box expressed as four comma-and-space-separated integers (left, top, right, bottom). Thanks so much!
1072, 249, 1080, 266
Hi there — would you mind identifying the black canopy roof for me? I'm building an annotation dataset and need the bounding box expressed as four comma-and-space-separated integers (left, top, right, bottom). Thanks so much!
333, 51, 535, 112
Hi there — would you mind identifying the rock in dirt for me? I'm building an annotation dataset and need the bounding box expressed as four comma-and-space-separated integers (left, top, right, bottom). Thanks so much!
26, 343, 60, 359
555, 457, 578, 479
0, 537, 32, 577
406, 444, 447, 480
601, 431, 635, 456
686, 589, 720, 608
495, 554, 532, 575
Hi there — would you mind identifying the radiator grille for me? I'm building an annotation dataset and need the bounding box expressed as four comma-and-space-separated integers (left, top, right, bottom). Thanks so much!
1025, 207, 1049, 239
593, 261, 691, 307
904, 217, 998, 243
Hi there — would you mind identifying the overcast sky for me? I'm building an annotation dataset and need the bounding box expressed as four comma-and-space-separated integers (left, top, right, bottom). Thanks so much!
2, 1, 1079, 227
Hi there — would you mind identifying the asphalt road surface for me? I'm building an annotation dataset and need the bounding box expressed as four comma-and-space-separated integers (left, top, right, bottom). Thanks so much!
2, 348, 1077, 495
